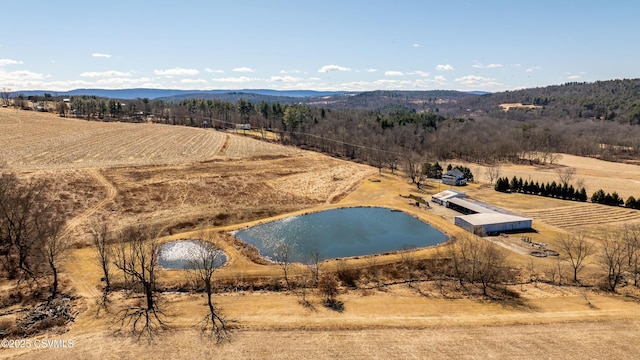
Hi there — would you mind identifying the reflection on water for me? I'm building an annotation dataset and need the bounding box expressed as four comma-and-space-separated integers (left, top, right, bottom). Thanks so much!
158, 240, 227, 269
234, 207, 448, 263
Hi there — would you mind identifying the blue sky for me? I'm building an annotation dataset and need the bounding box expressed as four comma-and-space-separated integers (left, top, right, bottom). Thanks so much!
1, 1, 638, 92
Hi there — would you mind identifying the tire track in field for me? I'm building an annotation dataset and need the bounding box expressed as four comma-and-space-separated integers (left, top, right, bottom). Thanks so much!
217, 134, 231, 156
61, 168, 117, 238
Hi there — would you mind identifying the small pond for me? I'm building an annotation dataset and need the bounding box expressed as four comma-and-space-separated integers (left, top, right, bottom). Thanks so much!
158, 240, 227, 270
234, 207, 448, 263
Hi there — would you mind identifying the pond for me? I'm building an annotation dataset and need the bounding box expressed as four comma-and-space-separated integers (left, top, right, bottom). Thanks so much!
157, 240, 227, 270
233, 207, 448, 263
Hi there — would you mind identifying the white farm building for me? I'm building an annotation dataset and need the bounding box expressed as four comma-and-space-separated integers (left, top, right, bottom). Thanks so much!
454, 213, 532, 236
431, 190, 532, 235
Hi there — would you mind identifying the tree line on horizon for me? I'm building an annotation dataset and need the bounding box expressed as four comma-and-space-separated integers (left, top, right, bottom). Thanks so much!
8, 78, 640, 171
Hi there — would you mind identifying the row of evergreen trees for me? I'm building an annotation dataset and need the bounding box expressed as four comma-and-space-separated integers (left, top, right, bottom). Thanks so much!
495, 176, 588, 202
589, 189, 640, 209
496, 177, 640, 210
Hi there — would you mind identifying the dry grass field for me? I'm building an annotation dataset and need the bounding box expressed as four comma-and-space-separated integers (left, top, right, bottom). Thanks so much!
499, 102, 543, 111
2, 108, 640, 359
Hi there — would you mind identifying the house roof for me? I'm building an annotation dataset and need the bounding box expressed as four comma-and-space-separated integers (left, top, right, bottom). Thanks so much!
444, 168, 464, 178
431, 190, 465, 201
454, 213, 532, 226
448, 197, 498, 214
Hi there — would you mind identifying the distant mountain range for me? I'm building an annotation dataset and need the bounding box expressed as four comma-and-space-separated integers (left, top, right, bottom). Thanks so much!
11, 79, 640, 121
10, 88, 355, 100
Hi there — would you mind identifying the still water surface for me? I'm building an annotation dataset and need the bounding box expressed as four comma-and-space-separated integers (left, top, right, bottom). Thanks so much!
234, 207, 448, 263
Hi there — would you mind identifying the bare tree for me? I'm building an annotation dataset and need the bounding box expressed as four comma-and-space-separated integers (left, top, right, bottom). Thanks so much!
448, 235, 509, 296
188, 236, 229, 342
35, 215, 68, 301
403, 152, 423, 188
600, 234, 625, 292
622, 225, 640, 287
557, 167, 576, 186
113, 225, 165, 338
485, 164, 502, 185
400, 246, 416, 284
448, 236, 469, 287
1, 87, 10, 106
305, 248, 321, 286
558, 233, 594, 284
274, 240, 293, 290
91, 223, 113, 310
449, 235, 480, 287
475, 240, 508, 297
0, 172, 50, 282
317, 272, 342, 311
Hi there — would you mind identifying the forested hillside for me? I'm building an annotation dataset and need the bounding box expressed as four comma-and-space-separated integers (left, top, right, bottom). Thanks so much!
458, 79, 640, 124
9, 79, 640, 171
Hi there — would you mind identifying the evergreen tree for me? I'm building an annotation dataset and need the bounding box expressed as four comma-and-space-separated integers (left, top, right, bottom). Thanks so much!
550, 181, 558, 198
578, 188, 588, 202
591, 189, 606, 204
610, 192, 623, 206
495, 177, 510, 192
510, 176, 518, 192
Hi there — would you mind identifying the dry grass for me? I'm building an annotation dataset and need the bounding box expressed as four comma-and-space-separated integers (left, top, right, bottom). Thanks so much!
499, 102, 543, 111
3, 109, 640, 359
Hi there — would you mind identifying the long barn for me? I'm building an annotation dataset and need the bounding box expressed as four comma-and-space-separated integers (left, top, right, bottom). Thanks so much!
431, 190, 532, 235
454, 213, 532, 236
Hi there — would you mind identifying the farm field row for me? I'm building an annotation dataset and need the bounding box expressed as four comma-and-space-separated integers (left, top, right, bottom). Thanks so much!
521, 203, 640, 229
0, 108, 299, 170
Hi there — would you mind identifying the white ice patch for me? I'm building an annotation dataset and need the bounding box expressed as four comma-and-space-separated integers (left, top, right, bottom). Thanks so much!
159, 240, 216, 262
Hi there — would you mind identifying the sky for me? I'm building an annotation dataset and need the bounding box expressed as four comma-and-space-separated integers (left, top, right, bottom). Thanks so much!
1, 1, 638, 93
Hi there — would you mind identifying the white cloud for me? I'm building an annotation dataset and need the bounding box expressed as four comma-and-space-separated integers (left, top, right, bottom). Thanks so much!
280, 69, 302, 74
96, 77, 152, 85
454, 75, 500, 87
318, 65, 351, 73
269, 76, 302, 82
487, 63, 503, 68
472, 62, 484, 69
0, 69, 45, 81
412, 71, 430, 77
365, 68, 378, 73
80, 70, 132, 78
433, 75, 448, 85
232, 67, 255, 73
385, 71, 404, 76
412, 43, 421, 48
180, 78, 208, 84
211, 76, 255, 83
566, 72, 586, 80
525, 65, 541, 73
205, 68, 224, 73
154, 67, 200, 76
308, 77, 321, 81
436, 64, 455, 71
92, 53, 112, 58
0, 59, 23, 66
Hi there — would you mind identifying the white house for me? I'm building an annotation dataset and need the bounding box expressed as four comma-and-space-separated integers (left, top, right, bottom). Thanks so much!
442, 168, 467, 186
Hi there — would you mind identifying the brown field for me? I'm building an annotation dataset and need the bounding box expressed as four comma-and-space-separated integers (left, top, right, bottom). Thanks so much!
2, 108, 640, 359
499, 102, 543, 111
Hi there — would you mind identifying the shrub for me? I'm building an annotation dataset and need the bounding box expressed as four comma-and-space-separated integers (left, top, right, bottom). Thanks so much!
336, 261, 361, 288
